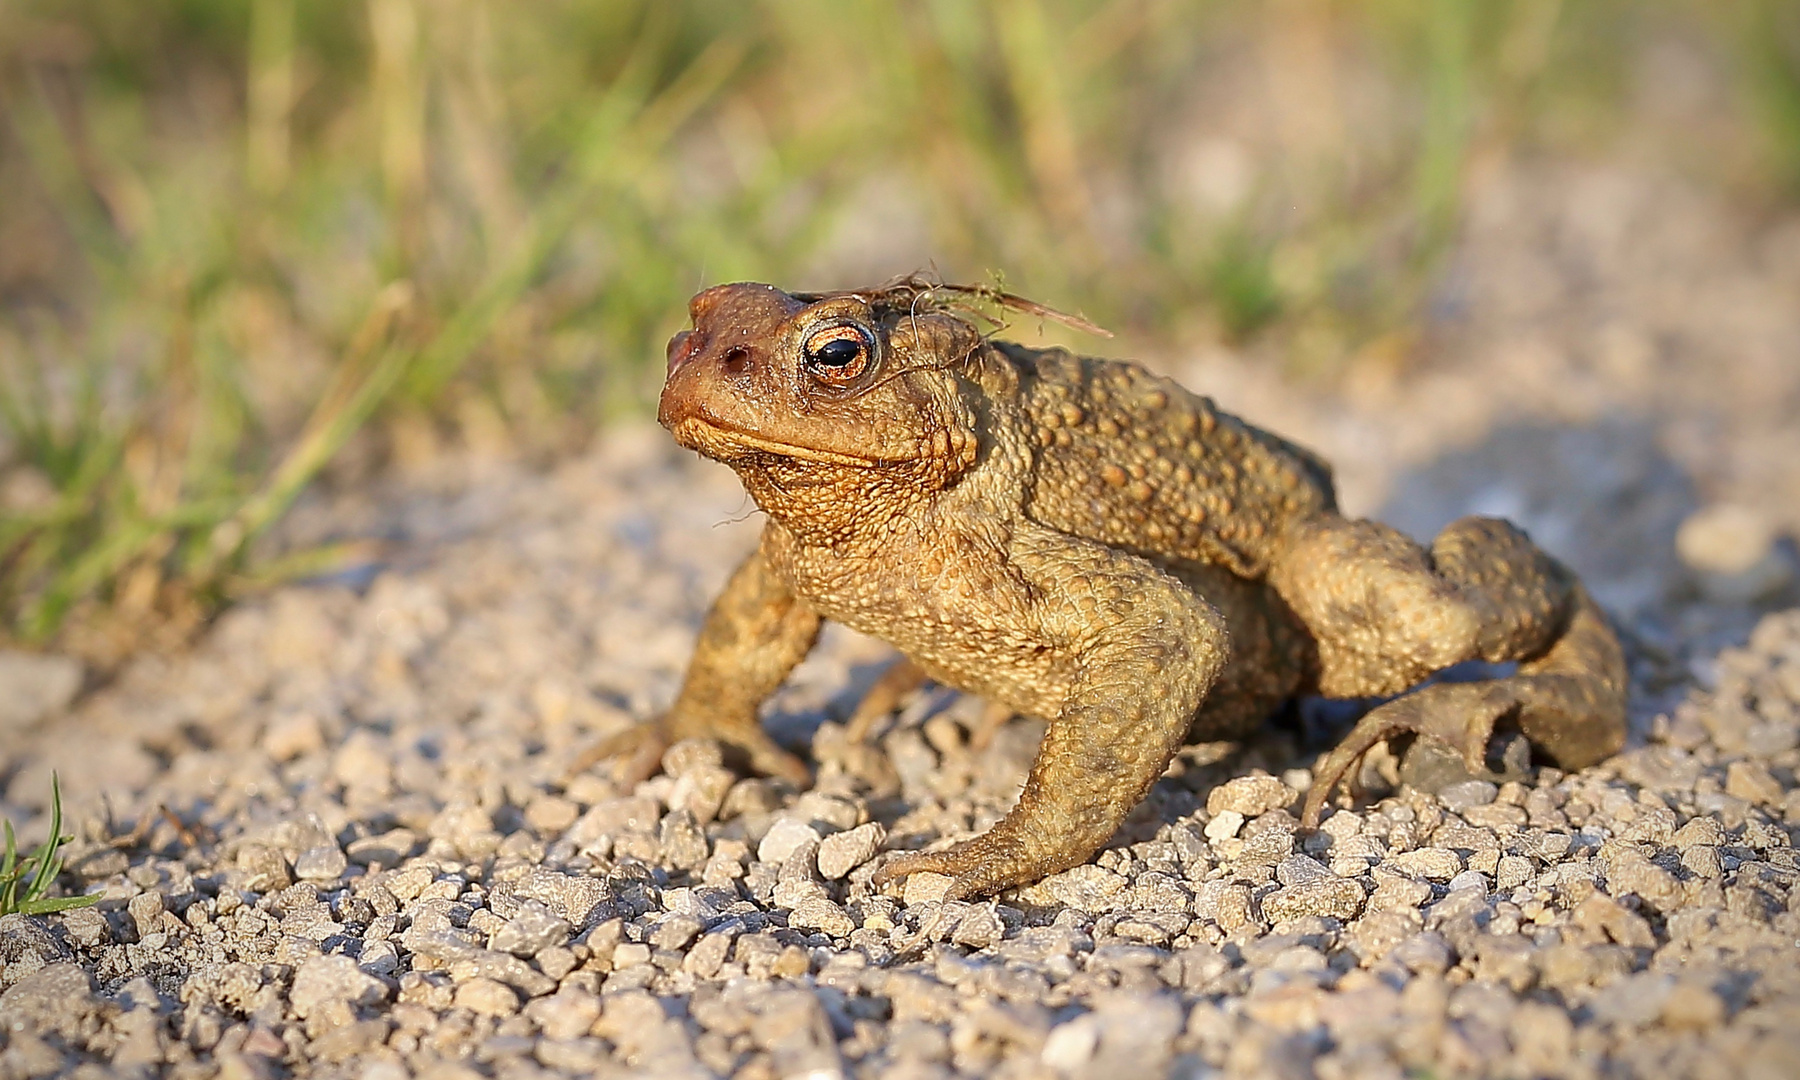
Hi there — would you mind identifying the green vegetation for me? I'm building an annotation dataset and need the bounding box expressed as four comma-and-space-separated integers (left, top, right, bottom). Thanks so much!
0, 0, 1792, 649
1, 774, 97, 917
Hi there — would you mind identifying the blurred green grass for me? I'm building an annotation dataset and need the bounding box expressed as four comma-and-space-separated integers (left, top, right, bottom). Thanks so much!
0, 0, 1793, 654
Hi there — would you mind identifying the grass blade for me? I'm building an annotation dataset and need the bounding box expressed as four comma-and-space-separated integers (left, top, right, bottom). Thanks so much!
1, 820, 17, 912
24, 774, 68, 904
0, 773, 96, 916
16, 895, 100, 916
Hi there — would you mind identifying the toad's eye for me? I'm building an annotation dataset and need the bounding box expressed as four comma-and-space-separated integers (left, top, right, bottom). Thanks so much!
802, 325, 872, 383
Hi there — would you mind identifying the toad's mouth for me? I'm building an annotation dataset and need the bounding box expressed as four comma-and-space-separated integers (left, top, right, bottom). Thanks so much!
668, 416, 892, 469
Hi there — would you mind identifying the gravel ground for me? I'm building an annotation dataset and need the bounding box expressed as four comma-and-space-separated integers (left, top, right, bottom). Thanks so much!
3, 160, 1800, 1080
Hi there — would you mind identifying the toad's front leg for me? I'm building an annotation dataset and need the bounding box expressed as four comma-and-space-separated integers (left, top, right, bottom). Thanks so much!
570, 526, 819, 787
874, 528, 1228, 900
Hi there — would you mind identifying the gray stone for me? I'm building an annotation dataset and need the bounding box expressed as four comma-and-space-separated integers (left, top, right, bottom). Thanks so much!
0, 913, 71, 976
1386, 847, 1463, 881
1238, 820, 1297, 865
950, 904, 1006, 949
357, 939, 400, 976
294, 844, 348, 882
650, 914, 704, 951
1445, 870, 1488, 894
1204, 810, 1245, 842
1439, 780, 1499, 811
289, 954, 389, 1026
454, 976, 520, 1017
404, 928, 559, 996
1207, 775, 1296, 817
1495, 854, 1534, 891
235, 843, 292, 892
489, 901, 572, 956
1042, 865, 1128, 913
788, 895, 855, 937
126, 890, 165, 939
1195, 881, 1256, 931
568, 796, 661, 848
897, 869, 953, 906
817, 822, 886, 879
1671, 815, 1725, 848
1275, 854, 1333, 886
658, 809, 710, 870
1389, 931, 1454, 975
1604, 852, 1682, 910
1261, 876, 1366, 922
682, 927, 738, 978
526, 987, 603, 1041
757, 817, 822, 865
55, 907, 110, 950
511, 867, 615, 929
0, 962, 99, 1039
345, 829, 419, 866
1676, 503, 1792, 602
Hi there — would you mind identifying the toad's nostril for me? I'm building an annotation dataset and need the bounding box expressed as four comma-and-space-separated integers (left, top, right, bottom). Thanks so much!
721, 345, 751, 376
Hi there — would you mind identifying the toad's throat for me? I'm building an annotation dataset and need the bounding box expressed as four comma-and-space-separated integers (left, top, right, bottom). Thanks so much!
670, 417, 896, 469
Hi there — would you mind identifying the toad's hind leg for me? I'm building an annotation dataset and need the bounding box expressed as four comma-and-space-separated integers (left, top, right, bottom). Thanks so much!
1268, 516, 1627, 825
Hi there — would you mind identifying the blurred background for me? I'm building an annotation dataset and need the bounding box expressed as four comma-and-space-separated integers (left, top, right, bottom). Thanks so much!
1, 0, 1797, 657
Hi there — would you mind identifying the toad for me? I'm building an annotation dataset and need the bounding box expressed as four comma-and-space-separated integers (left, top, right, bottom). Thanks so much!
587, 279, 1627, 900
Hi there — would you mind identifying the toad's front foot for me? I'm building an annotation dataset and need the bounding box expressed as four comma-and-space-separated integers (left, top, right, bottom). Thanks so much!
566, 722, 673, 788
567, 714, 811, 789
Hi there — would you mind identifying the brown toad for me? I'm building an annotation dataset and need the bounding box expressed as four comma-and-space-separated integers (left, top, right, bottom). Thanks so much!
589, 279, 1627, 900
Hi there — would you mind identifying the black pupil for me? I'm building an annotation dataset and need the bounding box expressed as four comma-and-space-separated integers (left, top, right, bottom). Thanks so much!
812, 337, 863, 368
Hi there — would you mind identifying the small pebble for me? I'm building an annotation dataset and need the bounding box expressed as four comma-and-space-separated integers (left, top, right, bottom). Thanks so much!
1439, 780, 1498, 811
294, 845, 348, 883
1207, 775, 1296, 817
454, 977, 520, 1017
757, 818, 822, 865
1261, 877, 1366, 922
901, 871, 955, 906
489, 903, 572, 956
1204, 810, 1245, 842
1385, 847, 1463, 881
818, 822, 886, 879
789, 896, 855, 937
1043, 865, 1128, 913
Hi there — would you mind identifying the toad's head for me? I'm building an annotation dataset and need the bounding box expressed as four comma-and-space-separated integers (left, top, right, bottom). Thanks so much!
658, 281, 987, 488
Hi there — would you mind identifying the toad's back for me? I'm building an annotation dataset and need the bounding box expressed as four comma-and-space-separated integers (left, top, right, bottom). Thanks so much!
1003, 343, 1337, 577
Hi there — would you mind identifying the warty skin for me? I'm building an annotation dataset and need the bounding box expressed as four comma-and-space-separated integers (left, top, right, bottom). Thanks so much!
584, 280, 1627, 901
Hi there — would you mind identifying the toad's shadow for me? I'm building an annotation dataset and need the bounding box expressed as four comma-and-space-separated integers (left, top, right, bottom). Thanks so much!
1376, 417, 1695, 620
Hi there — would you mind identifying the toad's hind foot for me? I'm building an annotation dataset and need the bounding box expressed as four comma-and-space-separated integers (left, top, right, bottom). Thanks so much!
1301, 586, 1626, 826
1300, 680, 1522, 827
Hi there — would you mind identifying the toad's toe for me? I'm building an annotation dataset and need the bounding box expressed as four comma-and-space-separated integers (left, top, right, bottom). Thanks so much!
1301, 680, 1522, 827
566, 723, 672, 788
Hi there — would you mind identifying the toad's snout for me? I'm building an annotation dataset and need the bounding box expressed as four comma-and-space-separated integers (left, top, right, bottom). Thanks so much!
666, 329, 703, 374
